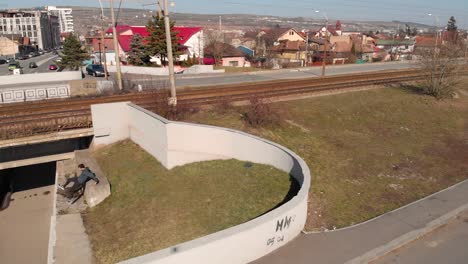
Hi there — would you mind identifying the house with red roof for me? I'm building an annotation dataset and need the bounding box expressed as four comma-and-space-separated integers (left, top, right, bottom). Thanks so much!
91, 24, 204, 65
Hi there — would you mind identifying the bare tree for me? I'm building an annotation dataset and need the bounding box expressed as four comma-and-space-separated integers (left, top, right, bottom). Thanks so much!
417, 41, 466, 99
204, 30, 224, 66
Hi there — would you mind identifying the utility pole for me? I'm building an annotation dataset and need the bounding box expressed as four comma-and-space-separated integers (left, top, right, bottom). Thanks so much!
305, 31, 308, 67
163, 0, 177, 106
98, 0, 109, 80
110, 0, 123, 90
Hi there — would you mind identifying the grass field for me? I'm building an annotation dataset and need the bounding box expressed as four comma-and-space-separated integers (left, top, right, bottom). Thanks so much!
187, 82, 468, 231
83, 140, 293, 264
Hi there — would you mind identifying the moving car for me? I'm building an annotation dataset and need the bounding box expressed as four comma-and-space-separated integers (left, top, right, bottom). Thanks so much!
86, 64, 106, 77
29, 62, 38, 68
8, 61, 21, 71
49, 64, 58, 71
0, 59, 6, 65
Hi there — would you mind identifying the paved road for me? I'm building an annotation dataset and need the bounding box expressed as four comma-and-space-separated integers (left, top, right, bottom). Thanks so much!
122, 61, 418, 89
0, 53, 59, 76
374, 210, 468, 264
0, 162, 56, 264
252, 180, 468, 264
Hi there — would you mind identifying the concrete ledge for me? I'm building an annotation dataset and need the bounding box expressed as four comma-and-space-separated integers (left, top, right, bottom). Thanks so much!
0, 128, 94, 149
74, 149, 111, 208
91, 102, 311, 264
0, 152, 75, 170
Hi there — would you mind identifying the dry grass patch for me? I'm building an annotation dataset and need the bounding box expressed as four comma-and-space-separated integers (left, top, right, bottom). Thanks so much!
83, 140, 294, 264
186, 81, 468, 231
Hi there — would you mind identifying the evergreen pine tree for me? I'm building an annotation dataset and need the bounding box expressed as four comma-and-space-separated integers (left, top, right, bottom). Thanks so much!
447, 16, 457, 31
59, 34, 89, 70
145, 14, 180, 66
128, 34, 149, 66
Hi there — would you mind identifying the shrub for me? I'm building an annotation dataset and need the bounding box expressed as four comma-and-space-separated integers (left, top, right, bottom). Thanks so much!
242, 95, 280, 127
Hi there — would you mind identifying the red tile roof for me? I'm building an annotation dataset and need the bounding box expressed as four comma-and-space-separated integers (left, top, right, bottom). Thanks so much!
104, 25, 202, 52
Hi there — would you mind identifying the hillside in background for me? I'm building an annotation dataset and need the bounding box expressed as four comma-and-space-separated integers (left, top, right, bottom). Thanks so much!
69, 6, 433, 37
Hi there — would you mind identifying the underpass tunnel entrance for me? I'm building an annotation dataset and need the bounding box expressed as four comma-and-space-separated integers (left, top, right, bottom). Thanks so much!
0, 161, 56, 211
0, 136, 93, 164
0, 161, 57, 263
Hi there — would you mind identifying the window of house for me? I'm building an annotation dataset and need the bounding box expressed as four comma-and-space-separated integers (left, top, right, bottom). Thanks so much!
34, 32, 37, 37
289, 31, 294, 35
27, 25, 31, 31
229, 61, 239, 67
33, 25, 37, 30
15, 19, 20, 24
22, 25, 25, 31
28, 32, 32, 37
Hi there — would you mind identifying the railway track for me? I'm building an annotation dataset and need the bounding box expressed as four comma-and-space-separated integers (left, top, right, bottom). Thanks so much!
0, 69, 459, 140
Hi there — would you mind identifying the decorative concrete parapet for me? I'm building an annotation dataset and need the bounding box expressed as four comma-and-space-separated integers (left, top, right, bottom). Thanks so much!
91, 102, 311, 264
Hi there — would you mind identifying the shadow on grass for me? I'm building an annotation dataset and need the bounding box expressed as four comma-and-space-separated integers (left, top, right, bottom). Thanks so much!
385, 83, 426, 95
260, 175, 301, 217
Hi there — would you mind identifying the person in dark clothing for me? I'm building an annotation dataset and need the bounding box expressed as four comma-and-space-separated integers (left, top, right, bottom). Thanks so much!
58, 164, 99, 199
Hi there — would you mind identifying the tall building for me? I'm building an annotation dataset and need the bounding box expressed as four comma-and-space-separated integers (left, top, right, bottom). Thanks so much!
45, 6, 74, 33
0, 10, 61, 52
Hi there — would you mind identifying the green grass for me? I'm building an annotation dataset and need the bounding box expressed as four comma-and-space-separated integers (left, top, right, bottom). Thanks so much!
83, 140, 293, 264
187, 83, 468, 230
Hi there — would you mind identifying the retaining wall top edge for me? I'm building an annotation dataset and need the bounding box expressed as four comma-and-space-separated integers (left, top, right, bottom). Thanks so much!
127, 103, 311, 199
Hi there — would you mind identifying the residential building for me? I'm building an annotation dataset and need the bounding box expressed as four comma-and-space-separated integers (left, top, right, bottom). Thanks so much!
45, 6, 74, 33
204, 42, 247, 67
0, 34, 20, 56
98, 25, 204, 65
0, 10, 60, 52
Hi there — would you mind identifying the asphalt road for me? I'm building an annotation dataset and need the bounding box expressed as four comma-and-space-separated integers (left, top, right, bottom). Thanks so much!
0, 53, 59, 76
374, 210, 468, 264
121, 61, 418, 89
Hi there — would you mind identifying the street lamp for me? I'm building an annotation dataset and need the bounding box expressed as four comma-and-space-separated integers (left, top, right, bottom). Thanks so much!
110, 0, 123, 89
427, 13, 440, 57
98, 41, 102, 65
98, 0, 109, 80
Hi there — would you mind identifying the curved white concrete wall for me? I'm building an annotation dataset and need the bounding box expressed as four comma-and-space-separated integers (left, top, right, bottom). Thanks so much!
91, 102, 311, 264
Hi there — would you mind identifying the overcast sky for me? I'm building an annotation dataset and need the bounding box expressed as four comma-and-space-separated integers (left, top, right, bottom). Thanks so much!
3, 0, 468, 28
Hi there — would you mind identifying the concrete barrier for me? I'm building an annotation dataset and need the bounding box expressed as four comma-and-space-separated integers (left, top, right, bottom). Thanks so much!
91, 102, 311, 264
0, 71, 82, 86
183, 65, 225, 75
107, 65, 224, 76
107, 65, 169, 75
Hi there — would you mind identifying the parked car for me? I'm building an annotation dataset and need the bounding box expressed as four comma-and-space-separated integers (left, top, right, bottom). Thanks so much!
29, 62, 38, 68
8, 61, 21, 71
86, 64, 107, 77
49, 64, 58, 71
0, 59, 6, 65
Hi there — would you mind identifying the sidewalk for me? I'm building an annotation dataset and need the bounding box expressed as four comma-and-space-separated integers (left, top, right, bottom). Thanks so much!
252, 179, 468, 264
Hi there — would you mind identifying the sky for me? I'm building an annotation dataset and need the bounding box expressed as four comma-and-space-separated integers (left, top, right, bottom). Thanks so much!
3, 0, 468, 28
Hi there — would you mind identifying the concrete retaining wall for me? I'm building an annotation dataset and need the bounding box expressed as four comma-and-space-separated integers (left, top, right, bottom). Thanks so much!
91, 102, 310, 264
